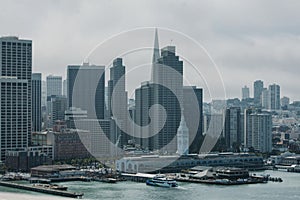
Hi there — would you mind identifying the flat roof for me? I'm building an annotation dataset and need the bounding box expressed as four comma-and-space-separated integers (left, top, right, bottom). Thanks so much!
31, 165, 76, 172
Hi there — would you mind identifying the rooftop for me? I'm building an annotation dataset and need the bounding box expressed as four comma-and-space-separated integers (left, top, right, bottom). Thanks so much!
31, 165, 76, 172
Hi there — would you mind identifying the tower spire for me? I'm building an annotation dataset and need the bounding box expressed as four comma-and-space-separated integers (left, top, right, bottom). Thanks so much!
151, 28, 160, 82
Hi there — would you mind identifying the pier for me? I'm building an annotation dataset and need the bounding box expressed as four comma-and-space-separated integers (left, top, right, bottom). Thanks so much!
28, 176, 91, 183
175, 177, 267, 185
0, 181, 83, 198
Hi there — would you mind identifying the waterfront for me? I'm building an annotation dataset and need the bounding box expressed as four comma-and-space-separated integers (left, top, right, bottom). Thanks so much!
0, 170, 299, 200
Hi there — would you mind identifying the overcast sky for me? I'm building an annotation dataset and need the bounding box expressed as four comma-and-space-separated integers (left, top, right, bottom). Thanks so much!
1, 0, 299, 101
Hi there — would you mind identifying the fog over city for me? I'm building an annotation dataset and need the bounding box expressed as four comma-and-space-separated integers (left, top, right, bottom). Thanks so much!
1, 0, 299, 101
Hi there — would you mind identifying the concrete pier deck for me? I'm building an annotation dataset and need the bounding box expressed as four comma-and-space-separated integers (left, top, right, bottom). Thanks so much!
0, 181, 84, 198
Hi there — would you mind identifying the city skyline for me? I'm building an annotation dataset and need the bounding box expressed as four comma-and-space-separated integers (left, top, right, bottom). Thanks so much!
1, 2, 300, 200
0, 1, 299, 101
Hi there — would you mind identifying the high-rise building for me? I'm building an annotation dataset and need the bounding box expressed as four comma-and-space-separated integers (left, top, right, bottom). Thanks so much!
244, 109, 272, 153
151, 28, 160, 82
253, 80, 264, 105
224, 107, 241, 150
46, 75, 62, 97
41, 80, 47, 107
261, 88, 269, 109
67, 63, 105, 119
107, 58, 128, 147
63, 79, 67, 97
49, 96, 67, 128
0, 36, 32, 161
65, 107, 87, 129
242, 85, 250, 100
153, 45, 183, 153
240, 112, 245, 144
269, 84, 280, 110
32, 73, 42, 132
203, 113, 224, 136
183, 86, 203, 154
134, 81, 155, 150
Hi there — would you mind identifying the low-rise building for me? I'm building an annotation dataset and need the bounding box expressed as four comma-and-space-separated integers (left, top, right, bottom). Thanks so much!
31, 164, 77, 177
116, 152, 264, 173
5, 147, 52, 172
47, 129, 92, 161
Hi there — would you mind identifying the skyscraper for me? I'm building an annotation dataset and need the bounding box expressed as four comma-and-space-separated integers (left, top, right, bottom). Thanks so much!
0, 36, 32, 161
151, 28, 160, 82
134, 81, 155, 150
46, 75, 62, 97
269, 83, 280, 110
261, 88, 269, 109
253, 80, 264, 105
242, 85, 250, 100
107, 58, 126, 118
153, 46, 183, 153
183, 86, 203, 154
107, 58, 128, 147
224, 107, 241, 150
32, 73, 42, 132
67, 63, 105, 119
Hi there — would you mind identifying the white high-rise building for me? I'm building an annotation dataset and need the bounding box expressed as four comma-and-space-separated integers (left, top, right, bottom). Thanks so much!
244, 109, 272, 153
0, 36, 32, 161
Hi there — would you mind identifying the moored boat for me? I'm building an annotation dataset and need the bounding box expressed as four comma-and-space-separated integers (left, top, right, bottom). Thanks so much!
146, 175, 178, 188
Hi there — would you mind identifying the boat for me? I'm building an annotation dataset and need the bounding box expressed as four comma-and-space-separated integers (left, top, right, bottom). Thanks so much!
146, 175, 178, 188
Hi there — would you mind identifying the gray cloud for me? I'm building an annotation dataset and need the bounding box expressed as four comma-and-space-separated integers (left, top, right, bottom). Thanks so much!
0, 0, 299, 101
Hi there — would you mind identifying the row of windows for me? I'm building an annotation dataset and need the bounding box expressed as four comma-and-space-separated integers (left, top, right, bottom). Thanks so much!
1, 42, 31, 46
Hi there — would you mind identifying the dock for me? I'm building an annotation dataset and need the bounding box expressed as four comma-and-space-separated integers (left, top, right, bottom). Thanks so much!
175, 177, 267, 185
29, 176, 91, 183
0, 181, 83, 198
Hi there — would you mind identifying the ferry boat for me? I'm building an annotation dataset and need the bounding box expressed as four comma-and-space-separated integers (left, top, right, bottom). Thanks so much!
146, 175, 178, 188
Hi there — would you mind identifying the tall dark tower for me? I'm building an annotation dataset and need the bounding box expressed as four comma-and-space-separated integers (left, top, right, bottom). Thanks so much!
135, 81, 155, 150
183, 86, 203, 154
254, 80, 264, 106
32, 73, 42, 132
224, 107, 241, 150
153, 46, 183, 153
108, 58, 128, 147
67, 63, 105, 119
